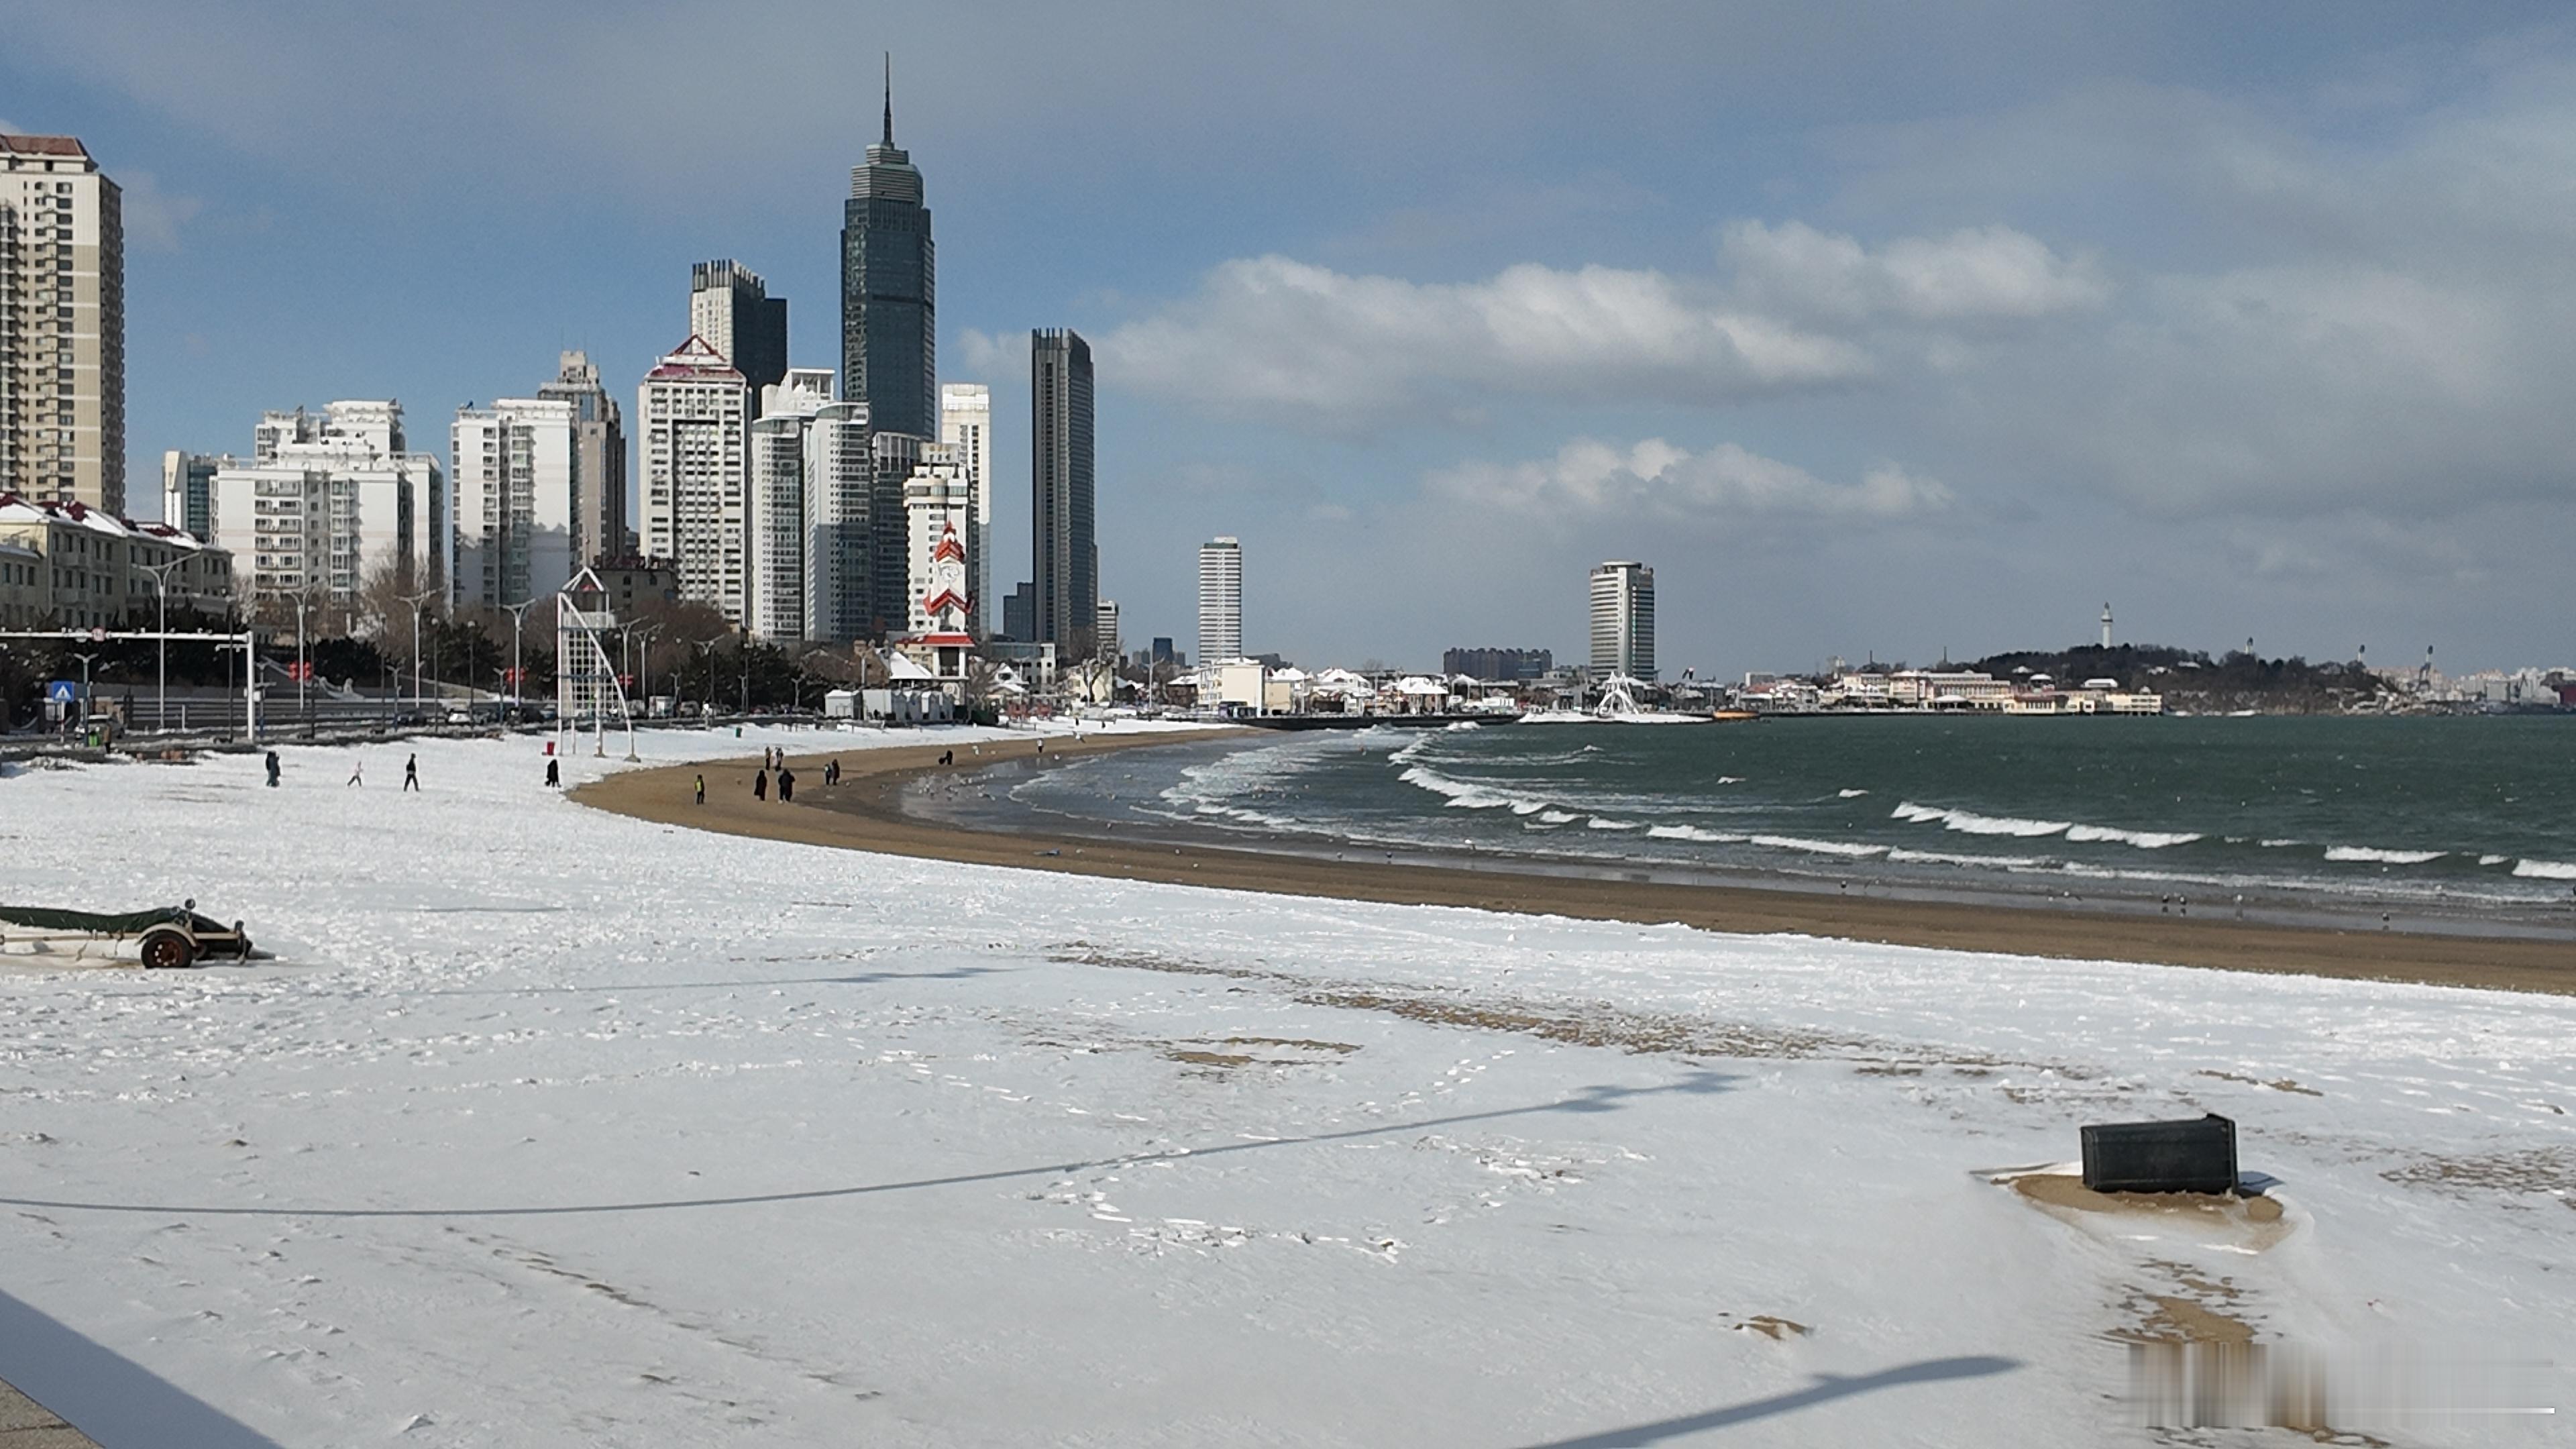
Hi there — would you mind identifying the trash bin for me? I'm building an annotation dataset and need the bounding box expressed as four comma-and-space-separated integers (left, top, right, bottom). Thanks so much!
2079, 1113, 2238, 1194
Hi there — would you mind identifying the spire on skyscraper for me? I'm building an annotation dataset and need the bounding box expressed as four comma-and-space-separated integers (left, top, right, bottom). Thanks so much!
882, 52, 894, 147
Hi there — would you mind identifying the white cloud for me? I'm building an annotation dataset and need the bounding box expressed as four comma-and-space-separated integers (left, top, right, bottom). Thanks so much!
1721, 220, 2110, 323
117, 169, 203, 253
955, 328, 1027, 380
1102, 255, 1870, 429
1429, 438, 1951, 521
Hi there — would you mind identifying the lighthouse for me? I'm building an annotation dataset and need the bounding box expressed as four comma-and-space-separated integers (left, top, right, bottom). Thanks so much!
2100, 604, 2114, 650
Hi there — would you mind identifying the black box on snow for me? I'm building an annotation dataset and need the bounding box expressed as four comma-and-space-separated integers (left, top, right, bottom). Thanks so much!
2078, 1113, 2238, 1194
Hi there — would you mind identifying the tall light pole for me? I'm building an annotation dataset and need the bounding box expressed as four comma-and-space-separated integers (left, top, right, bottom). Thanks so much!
500, 598, 537, 724
398, 589, 438, 714
68, 651, 97, 738
138, 557, 182, 733
693, 639, 718, 727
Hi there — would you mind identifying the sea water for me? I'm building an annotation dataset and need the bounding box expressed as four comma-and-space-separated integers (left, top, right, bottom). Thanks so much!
926, 716, 2576, 934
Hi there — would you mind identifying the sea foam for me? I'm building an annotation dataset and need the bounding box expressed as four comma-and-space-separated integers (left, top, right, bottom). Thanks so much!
2512, 858, 2576, 879
2322, 845, 2447, 865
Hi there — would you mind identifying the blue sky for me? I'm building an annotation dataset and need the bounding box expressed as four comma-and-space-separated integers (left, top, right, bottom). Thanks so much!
7, 1, 2575, 675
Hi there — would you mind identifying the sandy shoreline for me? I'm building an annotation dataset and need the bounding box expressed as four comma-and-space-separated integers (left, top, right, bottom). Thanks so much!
571, 729, 2576, 996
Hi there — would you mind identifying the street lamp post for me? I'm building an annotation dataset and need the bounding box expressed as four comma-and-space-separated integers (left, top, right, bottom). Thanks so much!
138, 558, 182, 733
500, 599, 537, 725
693, 639, 718, 727
398, 589, 438, 715
68, 651, 97, 739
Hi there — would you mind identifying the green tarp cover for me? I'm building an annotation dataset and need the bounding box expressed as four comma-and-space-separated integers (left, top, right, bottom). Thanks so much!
0, 905, 186, 934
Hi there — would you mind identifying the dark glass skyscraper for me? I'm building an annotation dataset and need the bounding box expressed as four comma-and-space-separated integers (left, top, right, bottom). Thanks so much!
1030, 328, 1095, 654
840, 68, 934, 440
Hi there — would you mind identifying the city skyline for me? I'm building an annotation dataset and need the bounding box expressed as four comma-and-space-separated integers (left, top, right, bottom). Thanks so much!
7, 7, 2575, 674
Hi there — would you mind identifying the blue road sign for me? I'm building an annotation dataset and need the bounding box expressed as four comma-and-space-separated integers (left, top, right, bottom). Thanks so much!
46, 680, 78, 704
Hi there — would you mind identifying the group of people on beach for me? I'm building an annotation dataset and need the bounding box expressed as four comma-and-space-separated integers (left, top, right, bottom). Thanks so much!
739, 746, 842, 806
263, 748, 561, 792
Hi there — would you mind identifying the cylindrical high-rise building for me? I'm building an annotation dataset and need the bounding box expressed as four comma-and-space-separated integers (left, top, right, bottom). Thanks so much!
1198, 536, 1242, 664
1588, 560, 1655, 680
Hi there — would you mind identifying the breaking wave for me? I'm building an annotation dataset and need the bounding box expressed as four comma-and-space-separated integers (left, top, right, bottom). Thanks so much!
2512, 859, 2576, 879
1647, 824, 1746, 844
1751, 835, 1888, 858
2322, 846, 2448, 865
1894, 801, 2197, 848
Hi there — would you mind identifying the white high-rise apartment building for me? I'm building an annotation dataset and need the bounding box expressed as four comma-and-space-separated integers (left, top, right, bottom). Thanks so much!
639, 335, 750, 626
1197, 536, 1242, 663
903, 444, 973, 636
744, 370, 883, 645
451, 396, 579, 607
938, 382, 991, 636
3, 133, 124, 512
1588, 560, 1656, 680
1095, 598, 1120, 663
743, 370, 830, 641
209, 400, 445, 605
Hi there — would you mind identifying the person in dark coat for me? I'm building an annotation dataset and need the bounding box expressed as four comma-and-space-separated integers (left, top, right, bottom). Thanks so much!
265, 751, 281, 788
753, 767, 769, 801
545, 757, 560, 788
403, 753, 420, 792
777, 767, 795, 802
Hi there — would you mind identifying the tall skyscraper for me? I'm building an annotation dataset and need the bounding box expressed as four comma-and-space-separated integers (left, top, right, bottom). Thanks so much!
938, 382, 991, 636
451, 396, 579, 606
689, 262, 788, 410
535, 350, 627, 566
3, 133, 124, 513
1589, 560, 1656, 680
211, 400, 444, 604
638, 336, 751, 626
1197, 535, 1242, 663
841, 62, 935, 439
1031, 328, 1095, 655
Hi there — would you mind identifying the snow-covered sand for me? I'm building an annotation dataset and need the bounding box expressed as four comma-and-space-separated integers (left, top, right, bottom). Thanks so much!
2, 726, 2569, 1446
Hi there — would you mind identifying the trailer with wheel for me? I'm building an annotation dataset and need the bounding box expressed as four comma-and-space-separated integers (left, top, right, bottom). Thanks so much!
0, 903, 256, 969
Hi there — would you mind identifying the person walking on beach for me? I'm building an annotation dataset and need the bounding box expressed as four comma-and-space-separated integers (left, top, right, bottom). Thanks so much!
754, 767, 769, 801
347, 758, 365, 787
402, 753, 419, 792
265, 751, 281, 788
694, 773, 706, 806
777, 766, 796, 803
545, 757, 560, 788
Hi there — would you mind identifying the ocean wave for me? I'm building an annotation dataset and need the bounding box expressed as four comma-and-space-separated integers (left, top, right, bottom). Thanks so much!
2479, 854, 2509, 867
2259, 839, 2301, 849
1837, 788, 1869, 798
1751, 834, 1888, 858
1588, 818, 1642, 831
1717, 775, 1745, 785
1646, 824, 1746, 844
2322, 845, 2447, 865
2064, 824, 2203, 849
1444, 720, 1481, 732
1888, 848, 2045, 868
1895, 800, 2202, 848
1536, 810, 1578, 824
1398, 763, 1526, 812
1892, 802, 2070, 837
2513, 859, 2576, 879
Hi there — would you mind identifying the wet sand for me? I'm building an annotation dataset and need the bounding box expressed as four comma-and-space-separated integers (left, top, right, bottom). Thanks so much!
571, 732, 2576, 996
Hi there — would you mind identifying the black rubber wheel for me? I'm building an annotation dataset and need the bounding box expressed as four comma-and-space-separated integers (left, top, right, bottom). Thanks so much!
140, 931, 195, 970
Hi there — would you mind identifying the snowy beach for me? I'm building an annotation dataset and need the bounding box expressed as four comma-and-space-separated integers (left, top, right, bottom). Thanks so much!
2, 724, 2571, 1446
